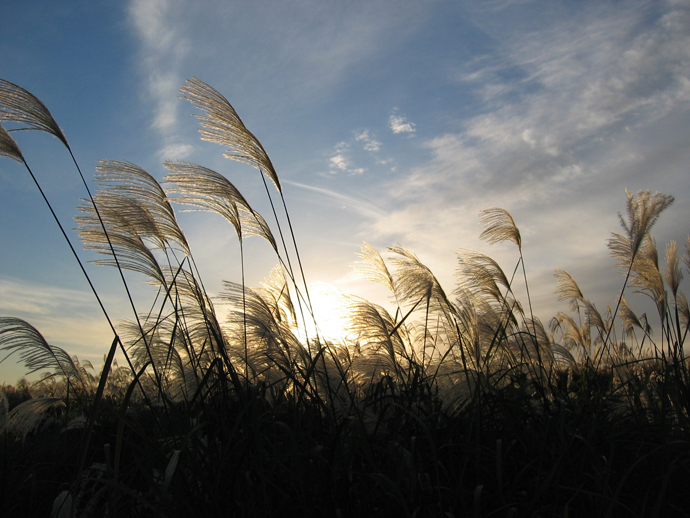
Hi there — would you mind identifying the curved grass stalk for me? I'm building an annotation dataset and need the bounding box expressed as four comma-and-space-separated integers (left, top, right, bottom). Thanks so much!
179, 78, 316, 343
600, 191, 675, 367
1, 82, 168, 463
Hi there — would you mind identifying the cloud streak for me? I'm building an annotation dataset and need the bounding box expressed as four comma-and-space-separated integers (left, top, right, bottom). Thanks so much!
285, 180, 387, 221
0, 277, 113, 364
128, 0, 189, 154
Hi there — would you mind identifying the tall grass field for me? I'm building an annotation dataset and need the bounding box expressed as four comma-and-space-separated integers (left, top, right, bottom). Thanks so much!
1, 77, 689, 517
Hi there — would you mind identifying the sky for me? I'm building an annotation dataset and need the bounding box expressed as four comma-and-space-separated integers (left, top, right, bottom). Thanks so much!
1, 0, 689, 384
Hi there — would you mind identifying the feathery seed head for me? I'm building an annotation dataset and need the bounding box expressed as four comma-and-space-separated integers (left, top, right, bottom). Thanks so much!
609, 190, 674, 264
354, 242, 396, 296
0, 78, 68, 147
0, 317, 93, 396
627, 236, 667, 315
663, 240, 683, 297
478, 208, 522, 249
551, 312, 591, 353
618, 296, 643, 340
389, 244, 448, 307
76, 199, 167, 286
6, 397, 66, 441
677, 292, 689, 331
93, 160, 190, 254
0, 123, 24, 162
180, 78, 281, 192
554, 269, 585, 312
584, 300, 606, 333
165, 161, 277, 250
456, 249, 512, 303
165, 161, 247, 238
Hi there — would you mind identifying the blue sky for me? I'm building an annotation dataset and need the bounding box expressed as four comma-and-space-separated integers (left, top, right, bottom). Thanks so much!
1, 0, 689, 383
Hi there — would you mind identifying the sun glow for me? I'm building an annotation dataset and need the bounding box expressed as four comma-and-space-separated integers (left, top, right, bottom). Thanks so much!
307, 282, 353, 343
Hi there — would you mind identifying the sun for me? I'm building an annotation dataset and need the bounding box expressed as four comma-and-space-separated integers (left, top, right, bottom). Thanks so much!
307, 282, 353, 343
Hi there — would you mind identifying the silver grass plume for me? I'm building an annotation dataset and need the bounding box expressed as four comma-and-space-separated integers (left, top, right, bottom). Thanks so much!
0, 123, 24, 162
159, 265, 214, 318
663, 240, 683, 298
164, 161, 278, 252
583, 300, 607, 335
458, 294, 515, 368
433, 361, 482, 412
518, 317, 554, 368
354, 242, 397, 297
221, 281, 305, 375
0, 78, 68, 147
629, 235, 666, 316
448, 293, 514, 375
387, 245, 471, 365
525, 317, 553, 353
551, 342, 577, 370
0, 317, 92, 393
551, 312, 591, 355
340, 293, 404, 387
677, 292, 689, 332
165, 161, 281, 381
75, 161, 200, 287
165, 161, 247, 237
453, 291, 490, 361
181, 78, 314, 330
345, 296, 410, 366
608, 190, 674, 265
554, 269, 585, 313
179, 77, 280, 192
478, 208, 522, 250
478, 207, 539, 346
618, 296, 644, 340
6, 397, 65, 441
388, 244, 450, 307
456, 249, 513, 304
76, 200, 167, 286
258, 265, 297, 327
238, 205, 278, 252
146, 268, 225, 364
94, 161, 190, 254
0, 81, 123, 384
36, 358, 97, 399
455, 251, 523, 359
121, 319, 201, 402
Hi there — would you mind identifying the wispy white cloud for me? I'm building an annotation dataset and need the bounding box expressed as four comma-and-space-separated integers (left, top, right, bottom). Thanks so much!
129, 0, 178, 52
325, 128, 396, 175
329, 153, 349, 172
389, 109, 416, 134
128, 0, 189, 154
326, 142, 366, 175
461, 2, 690, 147
355, 130, 382, 152
133, 0, 434, 112
157, 141, 194, 160
0, 277, 92, 316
